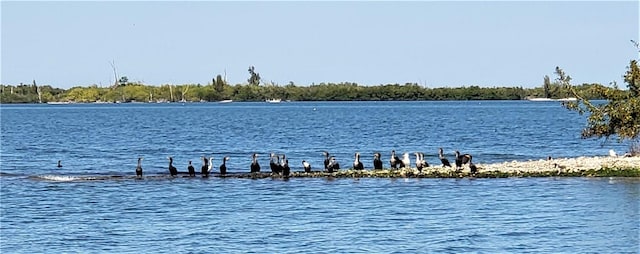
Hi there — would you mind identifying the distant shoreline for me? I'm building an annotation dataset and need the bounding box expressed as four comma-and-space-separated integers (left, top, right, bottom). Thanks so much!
0, 99, 603, 105
1, 82, 608, 104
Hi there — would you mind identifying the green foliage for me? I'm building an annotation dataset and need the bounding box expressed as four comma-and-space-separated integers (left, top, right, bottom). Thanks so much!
118, 76, 129, 86
0, 83, 65, 103
2, 81, 612, 104
543, 75, 551, 98
557, 60, 640, 144
247, 66, 261, 86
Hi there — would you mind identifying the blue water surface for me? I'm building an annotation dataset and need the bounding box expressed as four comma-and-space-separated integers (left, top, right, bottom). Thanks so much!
1, 101, 638, 253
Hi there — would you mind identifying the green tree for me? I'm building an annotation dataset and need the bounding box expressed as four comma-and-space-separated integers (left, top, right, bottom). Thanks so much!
214, 74, 225, 93
247, 66, 261, 86
118, 76, 129, 86
557, 58, 640, 154
543, 75, 551, 98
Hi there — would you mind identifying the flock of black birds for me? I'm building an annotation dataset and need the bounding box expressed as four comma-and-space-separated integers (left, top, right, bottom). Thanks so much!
130, 147, 477, 178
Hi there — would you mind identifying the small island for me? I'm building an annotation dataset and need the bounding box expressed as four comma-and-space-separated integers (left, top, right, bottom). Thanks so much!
33, 156, 639, 182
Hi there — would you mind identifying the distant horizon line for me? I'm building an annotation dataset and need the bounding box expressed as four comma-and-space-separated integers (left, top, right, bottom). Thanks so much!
0, 80, 611, 90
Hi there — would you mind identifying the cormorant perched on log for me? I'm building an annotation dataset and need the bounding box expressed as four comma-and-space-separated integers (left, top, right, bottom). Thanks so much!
327, 156, 340, 173
201, 156, 210, 177
219, 156, 229, 175
250, 153, 261, 173
439, 148, 451, 167
421, 152, 429, 168
460, 153, 477, 174
57, 160, 62, 168
373, 153, 383, 170
454, 151, 463, 171
390, 150, 401, 169
401, 152, 410, 169
168, 157, 178, 176
469, 162, 478, 174
135, 157, 143, 177
187, 160, 195, 177
323, 151, 331, 171
415, 152, 429, 172
353, 152, 364, 170
302, 160, 311, 173
463, 154, 473, 172
454, 150, 472, 171
270, 153, 282, 174
280, 154, 288, 174
282, 159, 290, 177
415, 152, 424, 172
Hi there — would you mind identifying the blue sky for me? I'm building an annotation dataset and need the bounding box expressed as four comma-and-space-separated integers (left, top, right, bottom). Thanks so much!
2, 1, 638, 89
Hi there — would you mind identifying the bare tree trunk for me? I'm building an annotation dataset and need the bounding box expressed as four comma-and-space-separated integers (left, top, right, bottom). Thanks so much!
109, 60, 119, 89
169, 85, 174, 102
34, 80, 42, 103
181, 85, 191, 102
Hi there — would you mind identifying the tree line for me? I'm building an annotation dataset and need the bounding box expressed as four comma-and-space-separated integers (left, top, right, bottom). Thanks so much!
0, 77, 610, 103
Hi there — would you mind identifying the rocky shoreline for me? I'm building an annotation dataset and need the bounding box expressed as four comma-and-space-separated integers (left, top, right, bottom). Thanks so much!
238, 156, 640, 178
25, 156, 640, 182
283, 156, 640, 178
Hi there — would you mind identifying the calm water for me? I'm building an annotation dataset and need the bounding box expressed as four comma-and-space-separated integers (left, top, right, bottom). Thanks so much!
1, 101, 639, 253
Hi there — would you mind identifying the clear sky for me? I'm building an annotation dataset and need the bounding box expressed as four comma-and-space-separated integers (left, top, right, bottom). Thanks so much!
2, 1, 638, 89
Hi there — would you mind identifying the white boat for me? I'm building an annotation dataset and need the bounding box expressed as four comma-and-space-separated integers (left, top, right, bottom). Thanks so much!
527, 97, 578, 102
219, 99, 233, 104
527, 97, 555, 102
266, 98, 282, 103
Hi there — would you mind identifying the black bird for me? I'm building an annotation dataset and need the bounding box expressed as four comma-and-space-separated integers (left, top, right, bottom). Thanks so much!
135, 157, 143, 177
462, 154, 471, 165
57, 160, 63, 168
421, 152, 429, 168
201, 156, 210, 177
373, 152, 383, 170
280, 154, 288, 174
282, 159, 291, 177
250, 153, 261, 173
390, 150, 401, 169
469, 162, 478, 174
168, 157, 178, 176
302, 160, 311, 173
463, 153, 477, 174
454, 151, 463, 171
415, 152, 424, 172
463, 154, 473, 173
353, 152, 364, 170
327, 156, 340, 173
415, 152, 429, 172
323, 151, 331, 170
187, 160, 195, 177
219, 156, 229, 175
270, 153, 282, 174
439, 148, 451, 167
454, 150, 472, 171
